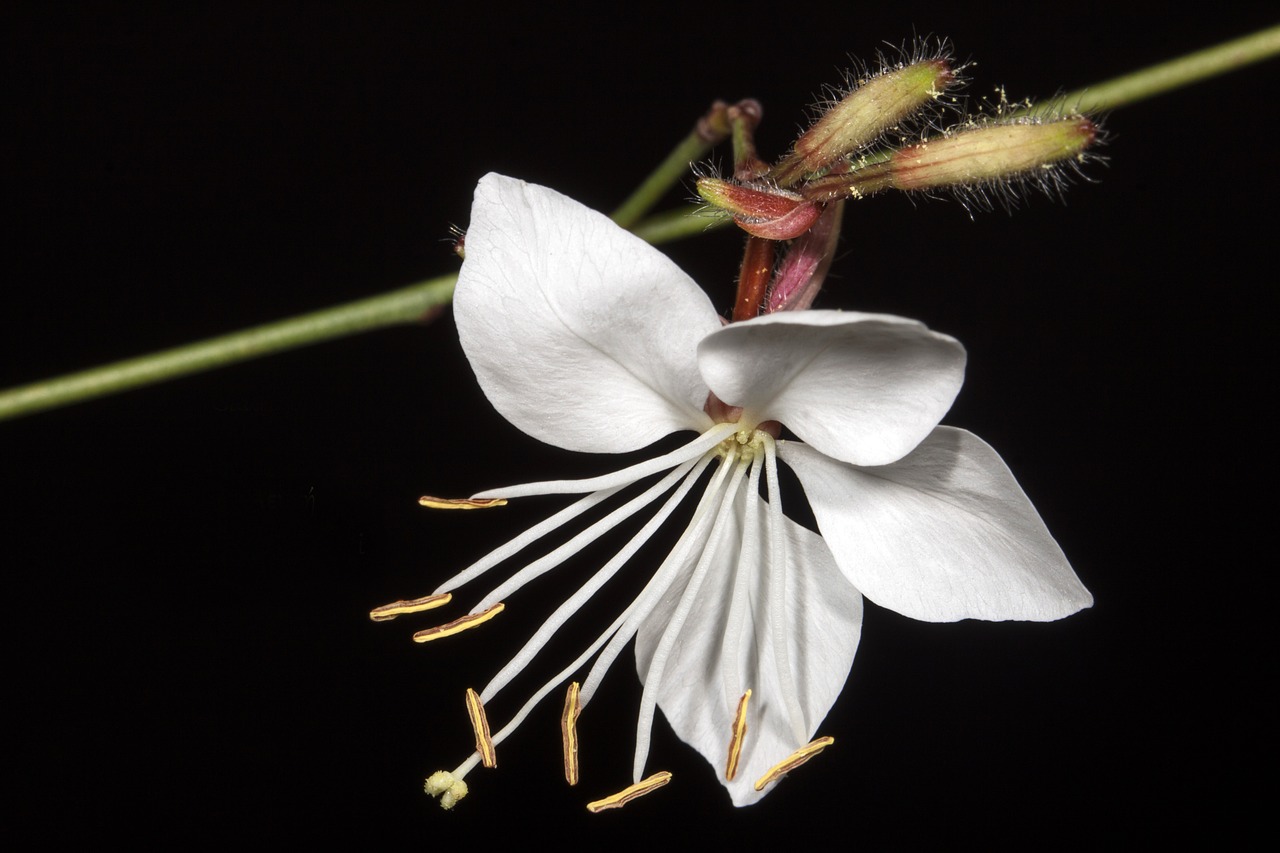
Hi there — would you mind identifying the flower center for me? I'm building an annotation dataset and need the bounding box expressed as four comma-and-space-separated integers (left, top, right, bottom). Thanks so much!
716, 427, 772, 463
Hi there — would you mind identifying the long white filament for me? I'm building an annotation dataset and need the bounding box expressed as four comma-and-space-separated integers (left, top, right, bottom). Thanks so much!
473, 423, 738, 499
631, 454, 753, 784
478, 453, 715, 703
577, 446, 739, 708
763, 435, 807, 745
470, 457, 700, 613
718, 446, 765, 709
430, 486, 623, 596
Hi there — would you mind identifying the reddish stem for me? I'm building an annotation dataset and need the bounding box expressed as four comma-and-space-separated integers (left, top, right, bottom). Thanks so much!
732, 236, 775, 322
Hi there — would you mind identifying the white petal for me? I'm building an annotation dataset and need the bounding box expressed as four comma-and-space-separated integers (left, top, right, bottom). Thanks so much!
697, 311, 966, 466
454, 174, 721, 452
635, 492, 862, 806
779, 428, 1093, 622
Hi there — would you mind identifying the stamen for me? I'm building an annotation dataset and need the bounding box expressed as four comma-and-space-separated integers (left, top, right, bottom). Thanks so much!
585, 771, 673, 813
368, 592, 452, 622
483, 601, 634, 756
473, 422, 738, 499
561, 681, 581, 786
419, 495, 508, 509
465, 688, 497, 768
725, 689, 751, 781
719, 443, 765, 706
470, 458, 700, 615
763, 435, 807, 745
477, 455, 711, 703
579, 445, 739, 708
430, 488, 621, 596
412, 602, 505, 643
753, 736, 834, 791
633, 451, 751, 783
463, 457, 717, 788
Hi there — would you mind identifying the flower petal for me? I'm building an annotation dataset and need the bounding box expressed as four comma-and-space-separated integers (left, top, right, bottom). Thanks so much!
779, 427, 1093, 622
697, 311, 966, 466
635, 492, 862, 806
454, 174, 721, 453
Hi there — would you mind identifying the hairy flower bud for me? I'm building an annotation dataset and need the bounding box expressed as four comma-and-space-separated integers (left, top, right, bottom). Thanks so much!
888, 116, 1098, 190
803, 115, 1099, 202
697, 177, 822, 239
772, 59, 955, 186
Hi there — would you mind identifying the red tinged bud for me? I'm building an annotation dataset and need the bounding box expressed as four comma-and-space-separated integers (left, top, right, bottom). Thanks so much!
697, 177, 823, 239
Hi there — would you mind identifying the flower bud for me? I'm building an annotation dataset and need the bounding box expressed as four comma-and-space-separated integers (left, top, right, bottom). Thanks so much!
802, 115, 1099, 202
697, 177, 822, 239
886, 116, 1098, 191
772, 59, 954, 185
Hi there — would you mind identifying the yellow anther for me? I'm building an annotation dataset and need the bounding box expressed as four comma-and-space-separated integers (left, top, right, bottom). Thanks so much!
368, 592, 452, 622
561, 681, 581, 786
753, 736, 834, 791
412, 603, 505, 643
725, 688, 752, 781
585, 771, 673, 813
465, 688, 497, 768
418, 495, 508, 509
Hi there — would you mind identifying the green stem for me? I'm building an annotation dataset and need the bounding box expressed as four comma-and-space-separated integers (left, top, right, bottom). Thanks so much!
4, 24, 1280, 423
1040, 24, 1280, 114
0, 277, 456, 421
631, 208, 726, 245
610, 128, 716, 229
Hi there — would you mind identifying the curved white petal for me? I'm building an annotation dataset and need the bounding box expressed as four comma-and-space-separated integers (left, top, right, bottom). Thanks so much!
635, 492, 862, 806
455, 174, 720, 452
698, 311, 966, 466
779, 428, 1093, 622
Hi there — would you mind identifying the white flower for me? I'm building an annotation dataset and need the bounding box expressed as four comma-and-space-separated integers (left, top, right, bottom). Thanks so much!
384, 173, 1092, 810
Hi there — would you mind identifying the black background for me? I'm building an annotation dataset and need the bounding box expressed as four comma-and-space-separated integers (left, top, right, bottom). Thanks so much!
4, 2, 1274, 847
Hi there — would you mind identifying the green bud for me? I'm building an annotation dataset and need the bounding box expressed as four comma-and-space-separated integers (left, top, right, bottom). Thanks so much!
887, 116, 1098, 191
801, 115, 1099, 203
772, 59, 954, 186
